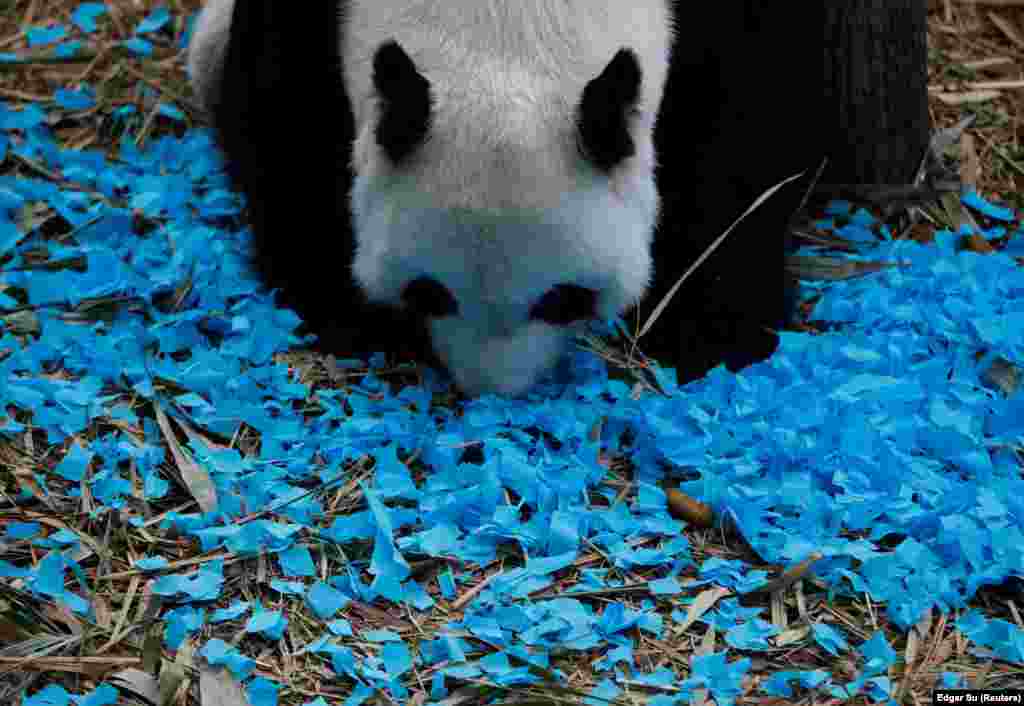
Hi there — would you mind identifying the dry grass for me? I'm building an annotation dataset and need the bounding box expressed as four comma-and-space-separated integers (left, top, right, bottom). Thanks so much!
0, 1, 1022, 705
929, 0, 1024, 208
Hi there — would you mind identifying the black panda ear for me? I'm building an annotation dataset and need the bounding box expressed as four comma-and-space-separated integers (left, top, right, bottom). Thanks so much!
373, 40, 432, 164
577, 48, 642, 172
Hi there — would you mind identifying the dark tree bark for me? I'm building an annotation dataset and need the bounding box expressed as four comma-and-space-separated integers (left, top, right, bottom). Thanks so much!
824, 0, 931, 186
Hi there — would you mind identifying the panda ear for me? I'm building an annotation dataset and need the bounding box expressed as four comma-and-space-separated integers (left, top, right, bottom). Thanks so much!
577, 48, 642, 172
372, 40, 432, 164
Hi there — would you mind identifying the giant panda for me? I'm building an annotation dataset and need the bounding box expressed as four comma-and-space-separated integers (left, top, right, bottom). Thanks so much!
187, 0, 823, 396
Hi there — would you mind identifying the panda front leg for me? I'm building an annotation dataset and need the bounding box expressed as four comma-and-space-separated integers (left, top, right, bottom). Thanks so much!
640, 166, 812, 386
642, 0, 823, 386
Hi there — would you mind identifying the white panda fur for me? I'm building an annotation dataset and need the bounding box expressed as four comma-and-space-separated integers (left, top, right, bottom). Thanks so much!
186, 0, 234, 115
187, 0, 821, 396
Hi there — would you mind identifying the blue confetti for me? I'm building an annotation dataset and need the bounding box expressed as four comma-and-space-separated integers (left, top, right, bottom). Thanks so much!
246, 677, 279, 706
200, 638, 257, 679
307, 581, 350, 619
133, 556, 169, 571
71, 4, 107, 33
54, 41, 83, 59
54, 87, 96, 112
152, 561, 224, 601
157, 103, 186, 121
761, 670, 831, 698
54, 443, 91, 482
79, 684, 118, 706
246, 606, 288, 640
26, 24, 67, 48
327, 618, 354, 636
859, 631, 898, 676
164, 605, 204, 649
4, 521, 41, 540
0, 102, 46, 129
23, 685, 71, 706
725, 618, 780, 650
278, 544, 316, 577
120, 37, 153, 57
812, 622, 850, 656
136, 7, 172, 35
690, 652, 750, 706
962, 188, 1016, 222
211, 601, 251, 623
955, 610, 1024, 663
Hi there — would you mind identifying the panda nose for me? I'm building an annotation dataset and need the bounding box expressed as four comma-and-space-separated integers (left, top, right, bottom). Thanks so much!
529, 283, 598, 325
401, 276, 459, 318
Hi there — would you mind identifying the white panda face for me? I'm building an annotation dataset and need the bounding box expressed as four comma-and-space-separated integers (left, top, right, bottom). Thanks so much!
345, 1, 670, 396
351, 172, 657, 395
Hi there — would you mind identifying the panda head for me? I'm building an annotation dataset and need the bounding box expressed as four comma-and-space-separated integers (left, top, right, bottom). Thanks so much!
348, 37, 661, 397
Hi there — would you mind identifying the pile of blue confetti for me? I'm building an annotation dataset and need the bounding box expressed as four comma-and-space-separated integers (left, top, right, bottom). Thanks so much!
2, 6, 1024, 706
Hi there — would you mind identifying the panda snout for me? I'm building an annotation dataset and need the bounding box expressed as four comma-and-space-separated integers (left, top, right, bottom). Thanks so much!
529, 283, 598, 326
428, 318, 570, 397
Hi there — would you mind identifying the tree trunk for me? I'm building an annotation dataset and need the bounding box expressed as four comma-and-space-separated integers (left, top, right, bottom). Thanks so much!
824, 0, 931, 186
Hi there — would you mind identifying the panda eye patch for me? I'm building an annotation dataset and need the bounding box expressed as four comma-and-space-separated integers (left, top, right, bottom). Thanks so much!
529, 284, 598, 326
401, 276, 459, 318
